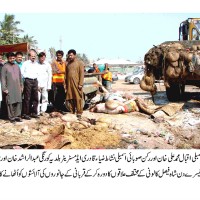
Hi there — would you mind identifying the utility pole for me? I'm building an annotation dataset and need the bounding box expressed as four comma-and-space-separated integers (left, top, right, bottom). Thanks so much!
59, 35, 62, 50
12, 30, 14, 44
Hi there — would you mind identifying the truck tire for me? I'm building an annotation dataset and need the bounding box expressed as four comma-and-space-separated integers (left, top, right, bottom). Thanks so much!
166, 83, 184, 102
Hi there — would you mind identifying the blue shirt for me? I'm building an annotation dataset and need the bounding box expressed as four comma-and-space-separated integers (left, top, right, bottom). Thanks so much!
14, 61, 23, 70
98, 64, 105, 72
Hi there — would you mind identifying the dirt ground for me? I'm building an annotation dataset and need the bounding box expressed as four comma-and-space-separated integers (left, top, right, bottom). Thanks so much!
110, 80, 200, 149
0, 80, 200, 149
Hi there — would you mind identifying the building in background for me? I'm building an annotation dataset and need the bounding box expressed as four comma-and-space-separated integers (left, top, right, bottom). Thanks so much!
93, 58, 143, 74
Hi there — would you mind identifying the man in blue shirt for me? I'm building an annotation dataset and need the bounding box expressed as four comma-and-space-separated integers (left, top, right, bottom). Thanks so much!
15, 52, 23, 69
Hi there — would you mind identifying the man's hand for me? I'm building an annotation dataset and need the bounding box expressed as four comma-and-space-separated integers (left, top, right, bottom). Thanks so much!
3, 90, 8, 94
78, 85, 83, 90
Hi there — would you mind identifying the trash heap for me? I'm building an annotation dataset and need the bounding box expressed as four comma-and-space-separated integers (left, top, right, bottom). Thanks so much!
0, 113, 122, 149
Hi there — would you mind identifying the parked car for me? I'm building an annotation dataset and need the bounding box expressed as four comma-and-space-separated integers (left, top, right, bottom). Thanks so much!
124, 66, 145, 82
129, 69, 144, 84
125, 74, 132, 82
85, 66, 93, 73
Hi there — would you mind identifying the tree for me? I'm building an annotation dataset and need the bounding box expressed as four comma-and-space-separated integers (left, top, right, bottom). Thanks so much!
0, 13, 38, 49
20, 34, 38, 49
77, 53, 90, 65
0, 14, 24, 44
49, 47, 56, 60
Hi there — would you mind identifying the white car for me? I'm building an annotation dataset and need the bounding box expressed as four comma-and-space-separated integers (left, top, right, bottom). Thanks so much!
129, 69, 144, 84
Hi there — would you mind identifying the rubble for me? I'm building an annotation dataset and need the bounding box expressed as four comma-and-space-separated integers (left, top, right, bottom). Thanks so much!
0, 80, 199, 149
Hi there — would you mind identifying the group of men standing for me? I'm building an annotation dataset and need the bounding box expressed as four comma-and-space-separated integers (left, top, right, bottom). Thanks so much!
0, 48, 85, 123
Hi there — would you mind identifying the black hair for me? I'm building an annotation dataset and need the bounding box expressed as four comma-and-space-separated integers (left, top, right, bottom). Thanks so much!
88, 68, 94, 73
56, 50, 64, 56
38, 52, 46, 57
28, 49, 37, 56
15, 51, 23, 57
6, 52, 15, 58
68, 49, 76, 55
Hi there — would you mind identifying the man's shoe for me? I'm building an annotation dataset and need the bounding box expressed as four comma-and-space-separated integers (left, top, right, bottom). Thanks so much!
40, 112, 44, 116
23, 115, 31, 120
15, 117, 23, 122
31, 114, 39, 118
60, 111, 67, 115
9, 119, 16, 123
77, 114, 82, 120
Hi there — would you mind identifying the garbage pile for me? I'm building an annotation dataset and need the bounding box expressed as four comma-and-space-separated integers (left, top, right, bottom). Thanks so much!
0, 113, 122, 149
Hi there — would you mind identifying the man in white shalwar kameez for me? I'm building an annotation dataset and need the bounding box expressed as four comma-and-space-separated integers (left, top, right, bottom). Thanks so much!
37, 52, 52, 115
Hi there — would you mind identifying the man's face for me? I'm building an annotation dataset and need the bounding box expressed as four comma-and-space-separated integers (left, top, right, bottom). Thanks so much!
29, 51, 36, 62
56, 53, 63, 61
16, 54, 23, 63
39, 56, 46, 64
8, 56, 15, 64
68, 53, 76, 62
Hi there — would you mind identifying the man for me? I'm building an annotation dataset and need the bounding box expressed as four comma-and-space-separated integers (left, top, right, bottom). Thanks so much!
0, 62, 2, 107
101, 63, 112, 92
0, 56, 6, 118
0, 54, 5, 65
15, 52, 23, 69
87, 63, 100, 73
93, 63, 100, 73
37, 52, 52, 115
1, 52, 23, 123
51, 50, 66, 112
65, 49, 85, 119
21, 49, 40, 120
92, 62, 102, 82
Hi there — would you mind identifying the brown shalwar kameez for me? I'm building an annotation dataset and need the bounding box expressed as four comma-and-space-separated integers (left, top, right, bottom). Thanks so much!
65, 58, 84, 115
1, 62, 23, 120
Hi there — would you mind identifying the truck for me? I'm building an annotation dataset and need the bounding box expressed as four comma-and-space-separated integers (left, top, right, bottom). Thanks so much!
140, 18, 200, 101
